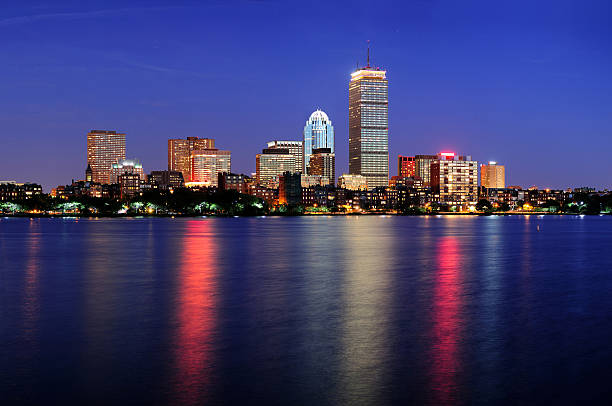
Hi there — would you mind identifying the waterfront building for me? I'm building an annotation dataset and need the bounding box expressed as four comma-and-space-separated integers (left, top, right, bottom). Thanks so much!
278, 172, 302, 205
190, 149, 231, 187
304, 110, 334, 172
110, 159, 145, 184
248, 183, 277, 204
337, 174, 368, 191
218, 173, 251, 194
148, 170, 184, 189
349, 58, 388, 188
301, 175, 329, 188
0, 182, 43, 201
431, 152, 478, 208
307, 148, 335, 186
168, 137, 215, 182
480, 161, 506, 189
398, 156, 416, 178
389, 176, 424, 189
415, 154, 438, 187
256, 148, 296, 188
118, 173, 141, 199
87, 130, 126, 184
267, 140, 304, 174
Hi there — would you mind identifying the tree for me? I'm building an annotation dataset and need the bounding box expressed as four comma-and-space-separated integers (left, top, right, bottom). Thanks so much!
476, 199, 493, 212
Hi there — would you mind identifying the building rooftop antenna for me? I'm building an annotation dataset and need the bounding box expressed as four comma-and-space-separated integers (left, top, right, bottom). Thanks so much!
367, 40, 370, 67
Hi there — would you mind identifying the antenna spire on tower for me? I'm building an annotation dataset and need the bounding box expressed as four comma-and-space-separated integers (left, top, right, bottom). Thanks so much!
367, 40, 370, 67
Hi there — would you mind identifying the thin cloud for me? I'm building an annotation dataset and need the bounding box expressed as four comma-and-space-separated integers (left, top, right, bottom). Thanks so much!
0, 7, 183, 27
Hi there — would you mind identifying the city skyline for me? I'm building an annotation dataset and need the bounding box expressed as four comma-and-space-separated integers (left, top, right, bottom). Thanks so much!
1, 1, 611, 191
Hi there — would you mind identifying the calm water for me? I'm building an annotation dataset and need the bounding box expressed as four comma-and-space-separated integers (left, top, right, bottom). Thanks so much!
1, 216, 612, 405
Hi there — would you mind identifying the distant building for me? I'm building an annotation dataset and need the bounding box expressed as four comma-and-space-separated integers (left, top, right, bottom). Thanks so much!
87, 130, 126, 184
304, 110, 334, 172
148, 170, 184, 189
190, 149, 231, 187
267, 140, 303, 174
0, 182, 43, 201
110, 159, 145, 184
431, 152, 478, 208
256, 148, 296, 188
338, 174, 368, 191
248, 183, 277, 204
307, 148, 335, 186
168, 137, 215, 182
398, 156, 416, 178
349, 61, 389, 188
415, 154, 438, 187
278, 172, 302, 205
301, 174, 329, 188
218, 172, 250, 194
389, 176, 423, 189
118, 173, 141, 199
480, 161, 505, 189
85, 164, 93, 182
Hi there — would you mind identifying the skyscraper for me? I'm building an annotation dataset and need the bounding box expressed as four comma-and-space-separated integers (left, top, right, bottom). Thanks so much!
168, 137, 215, 182
267, 140, 304, 173
303, 110, 334, 172
431, 152, 478, 208
256, 148, 296, 188
480, 162, 506, 189
415, 154, 438, 186
398, 155, 416, 178
307, 148, 335, 186
110, 159, 145, 184
190, 149, 231, 187
349, 55, 388, 188
87, 130, 126, 184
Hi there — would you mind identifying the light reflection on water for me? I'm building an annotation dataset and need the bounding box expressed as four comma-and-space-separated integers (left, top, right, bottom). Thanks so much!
2, 216, 612, 405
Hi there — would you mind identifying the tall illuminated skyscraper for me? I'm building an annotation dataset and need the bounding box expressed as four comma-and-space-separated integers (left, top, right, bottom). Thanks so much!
349, 54, 388, 188
303, 110, 334, 173
267, 140, 303, 173
87, 130, 126, 184
481, 162, 506, 189
168, 137, 215, 182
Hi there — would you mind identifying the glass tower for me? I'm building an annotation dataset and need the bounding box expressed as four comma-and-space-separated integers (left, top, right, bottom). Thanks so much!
303, 110, 334, 173
349, 65, 388, 188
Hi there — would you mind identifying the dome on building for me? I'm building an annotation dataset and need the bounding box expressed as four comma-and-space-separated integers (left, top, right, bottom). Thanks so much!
308, 109, 330, 124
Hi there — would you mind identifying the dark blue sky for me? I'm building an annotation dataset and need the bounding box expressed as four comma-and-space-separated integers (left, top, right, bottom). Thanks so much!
1, 0, 611, 191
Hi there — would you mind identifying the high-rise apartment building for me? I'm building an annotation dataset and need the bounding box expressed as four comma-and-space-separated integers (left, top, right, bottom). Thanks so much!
398, 156, 416, 178
304, 110, 334, 172
255, 148, 296, 189
307, 148, 335, 186
349, 60, 388, 188
190, 149, 231, 187
267, 140, 304, 173
431, 152, 478, 208
110, 159, 144, 184
480, 162, 506, 189
87, 130, 126, 184
415, 154, 438, 186
168, 137, 215, 182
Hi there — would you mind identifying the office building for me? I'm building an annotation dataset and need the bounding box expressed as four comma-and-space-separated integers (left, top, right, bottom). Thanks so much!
278, 172, 302, 205
304, 110, 334, 172
168, 137, 215, 182
255, 148, 296, 188
431, 152, 478, 208
415, 154, 438, 187
349, 57, 388, 188
190, 149, 231, 187
218, 173, 250, 194
118, 173, 141, 199
307, 148, 335, 186
267, 140, 303, 173
87, 130, 126, 184
337, 174, 368, 191
110, 159, 144, 184
398, 156, 416, 178
481, 161, 506, 189
148, 170, 184, 189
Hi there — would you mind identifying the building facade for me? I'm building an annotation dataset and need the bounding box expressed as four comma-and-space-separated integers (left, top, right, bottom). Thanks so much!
480, 162, 506, 189
307, 148, 335, 186
415, 154, 438, 187
304, 110, 334, 172
168, 137, 215, 182
267, 140, 304, 173
218, 173, 250, 194
349, 64, 389, 188
431, 152, 478, 208
278, 172, 302, 205
398, 156, 416, 178
148, 170, 184, 189
337, 174, 368, 191
110, 159, 144, 184
190, 149, 231, 187
87, 130, 126, 184
255, 148, 296, 189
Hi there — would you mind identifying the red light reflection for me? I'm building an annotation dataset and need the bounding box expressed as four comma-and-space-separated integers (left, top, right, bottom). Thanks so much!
172, 220, 217, 405
430, 236, 462, 405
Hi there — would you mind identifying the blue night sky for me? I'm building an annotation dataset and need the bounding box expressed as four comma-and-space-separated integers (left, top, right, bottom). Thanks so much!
1, 0, 611, 191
